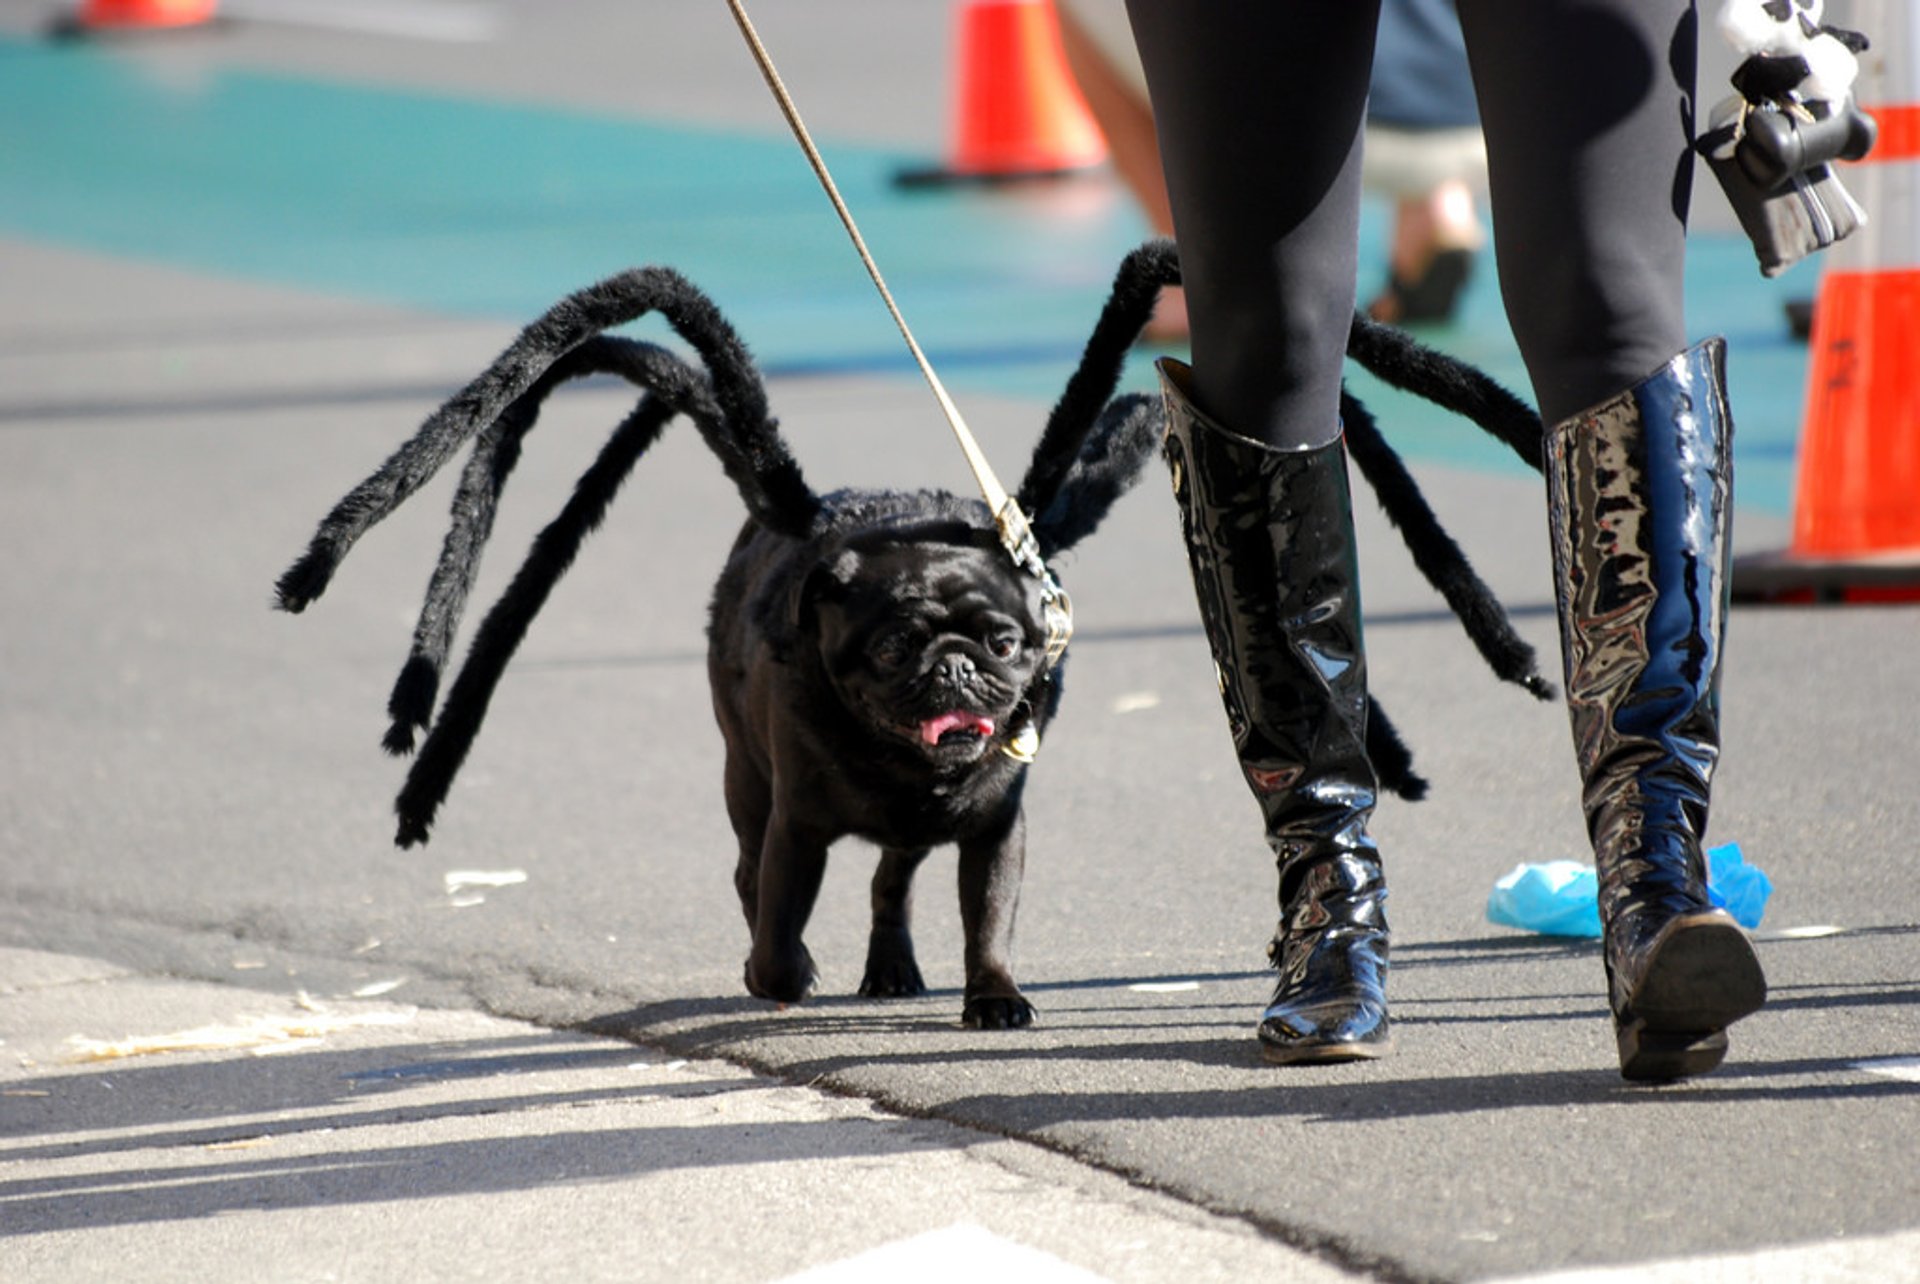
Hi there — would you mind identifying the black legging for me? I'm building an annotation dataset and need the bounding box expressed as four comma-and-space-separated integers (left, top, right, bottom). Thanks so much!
1126, 0, 1698, 445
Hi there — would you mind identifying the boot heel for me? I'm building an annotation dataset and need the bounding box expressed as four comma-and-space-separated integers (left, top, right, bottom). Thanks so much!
1614, 911, 1766, 1080
1626, 911, 1768, 1028
1615, 1021, 1731, 1082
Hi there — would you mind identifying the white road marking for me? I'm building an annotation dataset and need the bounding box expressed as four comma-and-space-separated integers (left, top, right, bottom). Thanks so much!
223, 0, 500, 43
775, 1224, 1110, 1284
1854, 1056, 1920, 1084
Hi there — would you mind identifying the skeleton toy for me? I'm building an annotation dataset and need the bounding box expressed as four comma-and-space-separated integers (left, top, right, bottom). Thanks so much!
1703, 0, 1879, 275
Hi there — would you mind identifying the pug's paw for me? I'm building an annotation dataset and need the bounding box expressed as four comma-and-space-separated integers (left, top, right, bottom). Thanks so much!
744, 946, 818, 1005
962, 992, 1036, 1030
858, 932, 927, 998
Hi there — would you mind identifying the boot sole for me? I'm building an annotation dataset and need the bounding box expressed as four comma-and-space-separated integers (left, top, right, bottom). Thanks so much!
1616, 912, 1767, 1082
1259, 1031, 1393, 1066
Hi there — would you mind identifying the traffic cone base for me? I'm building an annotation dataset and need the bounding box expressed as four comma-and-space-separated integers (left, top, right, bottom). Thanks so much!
1732, 1, 1920, 605
56, 0, 217, 33
899, 1, 1107, 186
1733, 266, 1920, 603
1728, 548, 1920, 604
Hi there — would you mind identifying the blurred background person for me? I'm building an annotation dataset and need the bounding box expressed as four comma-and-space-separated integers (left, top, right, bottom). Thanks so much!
1361, 0, 1486, 325
1055, 0, 1487, 336
1056, 0, 1187, 340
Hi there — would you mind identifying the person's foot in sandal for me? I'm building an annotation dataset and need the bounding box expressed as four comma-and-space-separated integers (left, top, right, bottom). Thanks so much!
1367, 178, 1483, 325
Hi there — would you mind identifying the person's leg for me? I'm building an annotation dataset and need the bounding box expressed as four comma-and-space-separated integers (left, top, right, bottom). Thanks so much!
1127, 1, 1378, 449
1459, 0, 1766, 1080
1127, 2, 1392, 1063
1364, 0, 1487, 324
1455, 0, 1692, 425
1053, 1, 1187, 339
1367, 174, 1485, 324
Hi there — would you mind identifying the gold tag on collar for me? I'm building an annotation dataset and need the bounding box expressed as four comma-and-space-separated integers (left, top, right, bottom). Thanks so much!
1002, 722, 1041, 764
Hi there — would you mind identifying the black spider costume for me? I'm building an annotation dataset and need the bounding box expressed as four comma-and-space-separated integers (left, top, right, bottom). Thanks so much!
277, 243, 1549, 845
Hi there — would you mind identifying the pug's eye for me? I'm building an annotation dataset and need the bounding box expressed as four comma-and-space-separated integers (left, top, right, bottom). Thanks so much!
869, 628, 916, 670
986, 631, 1021, 661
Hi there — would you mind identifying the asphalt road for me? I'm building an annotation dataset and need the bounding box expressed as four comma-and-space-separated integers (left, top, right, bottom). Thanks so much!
3, 4, 1917, 1281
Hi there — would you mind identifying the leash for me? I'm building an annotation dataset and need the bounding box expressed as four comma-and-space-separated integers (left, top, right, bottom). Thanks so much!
722, 0, 1073, 673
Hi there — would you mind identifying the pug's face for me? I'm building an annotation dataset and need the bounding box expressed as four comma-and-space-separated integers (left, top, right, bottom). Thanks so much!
808, 541, 1048, 767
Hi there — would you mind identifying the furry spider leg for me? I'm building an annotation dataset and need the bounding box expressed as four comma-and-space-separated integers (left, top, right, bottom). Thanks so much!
1314, 345, 1555, 788
383, 335, 736, 754
1029, 392, 1162, 553
1017, 238, 1547, 797
392, 332, 809, 846
1019, 239, 1179, 522
385, 345, 594, 755
396, 390, 682, 847
1336, 311, 1555, 702
1339, 387, 1556, 701
274, 266, 815, 616
1345, 312, 1546, 472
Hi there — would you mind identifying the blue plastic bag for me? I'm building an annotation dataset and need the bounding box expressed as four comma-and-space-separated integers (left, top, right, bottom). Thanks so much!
1705, 842, 1774, 929
1487, 843, 1771, 937
1487, 859, 1602, 937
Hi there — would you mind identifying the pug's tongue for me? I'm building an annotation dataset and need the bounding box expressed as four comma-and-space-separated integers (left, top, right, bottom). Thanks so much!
919, 711, 995, 746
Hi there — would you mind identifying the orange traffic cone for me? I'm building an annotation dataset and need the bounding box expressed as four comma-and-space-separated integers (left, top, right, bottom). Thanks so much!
1733, 0, 1920, 604
898, 0, 1108, 185
53, 0, 218, 35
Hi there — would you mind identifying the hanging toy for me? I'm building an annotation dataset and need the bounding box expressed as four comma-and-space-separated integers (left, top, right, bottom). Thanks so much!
1702, 0, 1879, 276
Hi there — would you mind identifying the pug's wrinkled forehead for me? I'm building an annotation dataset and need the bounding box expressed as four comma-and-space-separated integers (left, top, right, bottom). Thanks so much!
806, 525, 1045, 640
830, 534, 1039, 612
836, 514, 1002, 559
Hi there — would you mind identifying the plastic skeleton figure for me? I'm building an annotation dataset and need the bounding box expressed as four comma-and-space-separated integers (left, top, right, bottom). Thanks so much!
1719, 0, 1862, 103
1703, 0, 1878, 274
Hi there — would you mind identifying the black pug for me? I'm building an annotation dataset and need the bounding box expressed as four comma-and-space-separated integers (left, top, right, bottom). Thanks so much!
274, 241, 1551, 1028
708, 490, 1071, 1025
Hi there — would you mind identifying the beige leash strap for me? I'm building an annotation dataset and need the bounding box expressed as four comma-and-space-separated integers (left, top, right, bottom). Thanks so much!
722, 0, 1071, 666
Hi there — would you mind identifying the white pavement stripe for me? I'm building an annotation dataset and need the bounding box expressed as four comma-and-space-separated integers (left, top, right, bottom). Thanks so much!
223, 0, 501, 42
774, 1224, 1111, 1284
1854, 1056, 1920, 1084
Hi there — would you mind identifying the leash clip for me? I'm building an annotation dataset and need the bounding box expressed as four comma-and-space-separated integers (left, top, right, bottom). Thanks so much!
995, 499, 1073, 669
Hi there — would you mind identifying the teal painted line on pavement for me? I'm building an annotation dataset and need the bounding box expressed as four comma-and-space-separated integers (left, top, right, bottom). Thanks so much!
0, 36, 1137, 365
0, 35, 1811, 512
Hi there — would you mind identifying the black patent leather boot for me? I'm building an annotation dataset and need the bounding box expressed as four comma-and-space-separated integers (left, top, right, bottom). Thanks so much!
1159, 360, 1389, 1065
1547, 339, 1767, 1081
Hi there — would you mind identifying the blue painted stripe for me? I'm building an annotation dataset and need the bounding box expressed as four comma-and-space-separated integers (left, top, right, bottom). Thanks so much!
0, 38, 1120, 351
0, 35, 1809, 510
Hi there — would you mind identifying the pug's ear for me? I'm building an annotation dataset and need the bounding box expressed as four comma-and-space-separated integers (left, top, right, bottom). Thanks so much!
787, 548, 862, 635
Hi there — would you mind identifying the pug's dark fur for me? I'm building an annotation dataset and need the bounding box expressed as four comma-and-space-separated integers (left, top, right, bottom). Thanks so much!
274, 241, 1554, 1028
711, 492, 1071, 1025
